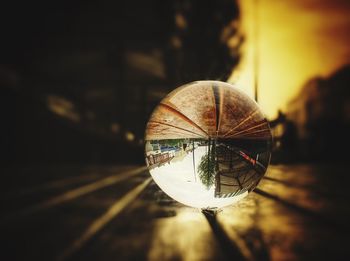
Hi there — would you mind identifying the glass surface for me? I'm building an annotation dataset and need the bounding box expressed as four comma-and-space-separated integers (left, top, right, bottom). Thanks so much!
145, 81, 272, 208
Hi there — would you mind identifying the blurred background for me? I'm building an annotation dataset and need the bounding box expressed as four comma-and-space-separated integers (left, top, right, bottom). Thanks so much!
1, 0, 350, 260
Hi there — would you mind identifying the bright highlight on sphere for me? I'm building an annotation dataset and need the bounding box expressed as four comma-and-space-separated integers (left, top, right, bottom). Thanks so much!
145, 81, 272, 208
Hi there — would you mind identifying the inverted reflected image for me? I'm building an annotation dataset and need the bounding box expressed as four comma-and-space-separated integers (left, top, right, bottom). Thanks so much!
145, 81, 272, 208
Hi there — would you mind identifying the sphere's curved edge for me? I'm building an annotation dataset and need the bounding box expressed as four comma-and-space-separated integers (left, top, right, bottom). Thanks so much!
144, 80, 272, 208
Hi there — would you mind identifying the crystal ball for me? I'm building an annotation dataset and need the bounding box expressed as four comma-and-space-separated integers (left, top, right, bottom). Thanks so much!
145, 81, 272, 208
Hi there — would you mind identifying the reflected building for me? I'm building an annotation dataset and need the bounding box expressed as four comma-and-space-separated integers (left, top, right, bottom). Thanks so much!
214, 143, 269, 198
145, 140, 183, 168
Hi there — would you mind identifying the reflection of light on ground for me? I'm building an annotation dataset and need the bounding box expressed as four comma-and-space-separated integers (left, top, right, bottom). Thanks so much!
216, 164, 340, 260
4, 164, 348, 260
58, 178, 152, 261
219, 193, 305, 261
3, 167, 147, 221
260, 165, 327, 211
150, 146, 247, 208
148, 209, 222, 261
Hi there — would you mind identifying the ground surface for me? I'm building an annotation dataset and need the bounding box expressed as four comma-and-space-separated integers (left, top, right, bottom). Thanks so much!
0, 164, 349, 261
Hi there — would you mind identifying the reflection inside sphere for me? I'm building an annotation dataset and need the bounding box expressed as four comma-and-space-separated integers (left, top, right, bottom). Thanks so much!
145, 81, 272, 208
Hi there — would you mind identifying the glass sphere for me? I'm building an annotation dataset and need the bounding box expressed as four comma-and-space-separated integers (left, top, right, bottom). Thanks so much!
145, 81, 272, 208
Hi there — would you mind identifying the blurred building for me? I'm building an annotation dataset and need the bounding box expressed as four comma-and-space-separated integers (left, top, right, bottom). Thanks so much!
271, 65, 350, 162
0, 0, 242, 164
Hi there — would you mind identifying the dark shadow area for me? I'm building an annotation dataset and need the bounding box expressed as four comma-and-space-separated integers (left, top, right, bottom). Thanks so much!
242, 228, 270, 261
262, 176, 335, 199
254, 188, 350, 233
203, 211, 246, 261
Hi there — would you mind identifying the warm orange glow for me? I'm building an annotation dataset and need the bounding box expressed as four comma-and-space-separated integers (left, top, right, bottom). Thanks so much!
230, 0, 350, 119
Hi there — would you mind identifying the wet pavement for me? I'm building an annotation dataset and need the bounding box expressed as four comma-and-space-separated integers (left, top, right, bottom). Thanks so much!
0, 164, 349, 261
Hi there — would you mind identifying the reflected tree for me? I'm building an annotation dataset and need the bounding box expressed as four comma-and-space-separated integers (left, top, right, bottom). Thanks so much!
198, 138, 217, 189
